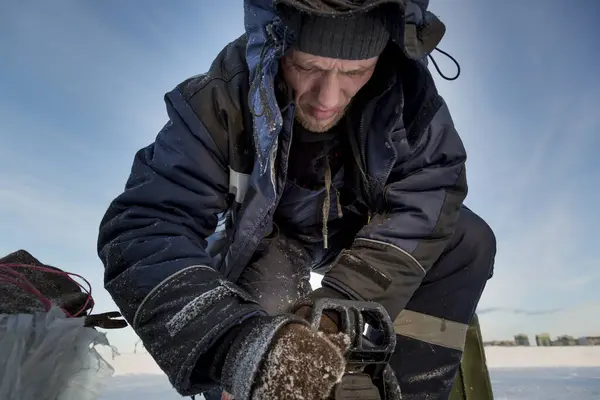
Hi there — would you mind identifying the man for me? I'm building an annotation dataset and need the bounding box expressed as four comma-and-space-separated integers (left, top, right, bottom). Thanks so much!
98, 0, 496, 399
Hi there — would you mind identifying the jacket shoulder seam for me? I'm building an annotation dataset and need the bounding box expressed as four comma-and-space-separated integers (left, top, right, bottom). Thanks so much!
183, 68, 248, 102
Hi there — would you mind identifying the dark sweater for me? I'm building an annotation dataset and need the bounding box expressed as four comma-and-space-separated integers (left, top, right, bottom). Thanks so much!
273, 116, 369, 271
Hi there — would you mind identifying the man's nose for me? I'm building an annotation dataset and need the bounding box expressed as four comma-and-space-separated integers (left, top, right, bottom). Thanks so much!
314, 74, 340, 109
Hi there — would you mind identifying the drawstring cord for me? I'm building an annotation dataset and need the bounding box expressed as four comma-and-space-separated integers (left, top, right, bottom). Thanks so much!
322, 156, 332, 249
428, 47, 461, 81
335, 188, 343, 218
321, 155, 344, 250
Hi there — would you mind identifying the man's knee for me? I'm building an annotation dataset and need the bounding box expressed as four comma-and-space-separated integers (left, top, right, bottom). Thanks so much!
457, 206, 497, 279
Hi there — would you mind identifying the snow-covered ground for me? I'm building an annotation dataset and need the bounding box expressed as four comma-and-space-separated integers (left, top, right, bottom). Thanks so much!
484, 346, 600, 368
97, 347, 600, 399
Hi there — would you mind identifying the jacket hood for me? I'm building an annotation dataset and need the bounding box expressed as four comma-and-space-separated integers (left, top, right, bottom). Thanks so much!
243, 0, 446, 173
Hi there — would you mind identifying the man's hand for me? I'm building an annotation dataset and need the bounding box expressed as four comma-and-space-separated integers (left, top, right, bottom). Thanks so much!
220, 314, 351, 400
251, 322, 350, 399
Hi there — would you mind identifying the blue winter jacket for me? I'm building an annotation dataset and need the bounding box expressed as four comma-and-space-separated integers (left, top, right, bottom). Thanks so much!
97, 0, 467, 396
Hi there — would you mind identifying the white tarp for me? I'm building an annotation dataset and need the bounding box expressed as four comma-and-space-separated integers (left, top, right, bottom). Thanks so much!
0, 307, 116, 400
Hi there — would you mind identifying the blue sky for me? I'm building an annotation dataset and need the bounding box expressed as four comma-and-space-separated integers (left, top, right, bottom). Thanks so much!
1, 0, 598, 352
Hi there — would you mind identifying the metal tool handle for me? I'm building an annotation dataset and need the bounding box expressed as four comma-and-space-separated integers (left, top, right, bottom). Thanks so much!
310, 298, 402, 399
334, 372, 381, 400
310, 298, 396, 365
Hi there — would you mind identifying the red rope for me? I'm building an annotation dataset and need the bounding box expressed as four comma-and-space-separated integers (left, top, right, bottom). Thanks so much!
0, 263, 94, 317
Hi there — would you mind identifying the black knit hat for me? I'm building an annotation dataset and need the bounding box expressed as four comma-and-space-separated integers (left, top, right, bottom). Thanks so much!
276, 3, 390, 60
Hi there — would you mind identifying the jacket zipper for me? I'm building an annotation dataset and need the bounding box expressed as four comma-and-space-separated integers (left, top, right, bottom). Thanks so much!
348, 114, 370, 210
357, 115, 374, 223
353, 92, 387, 216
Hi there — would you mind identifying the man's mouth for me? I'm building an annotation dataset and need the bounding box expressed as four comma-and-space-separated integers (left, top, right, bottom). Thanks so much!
309, 106, 339, 120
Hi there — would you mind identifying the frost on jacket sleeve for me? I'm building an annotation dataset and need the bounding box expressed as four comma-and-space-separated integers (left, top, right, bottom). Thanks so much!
322, 97, 468, 322
97, 88, 265, 396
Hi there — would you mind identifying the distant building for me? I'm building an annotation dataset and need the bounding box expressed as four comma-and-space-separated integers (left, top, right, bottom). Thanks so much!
484, 334, 600, 347
581, 336, 600, 346
483, 340, 516, 347
552, 335, 578, 346
514, 334, 530, 346
536, 333, 552, 346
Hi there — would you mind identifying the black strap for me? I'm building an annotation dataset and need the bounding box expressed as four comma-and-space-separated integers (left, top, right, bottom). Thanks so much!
84, 311, 127, 329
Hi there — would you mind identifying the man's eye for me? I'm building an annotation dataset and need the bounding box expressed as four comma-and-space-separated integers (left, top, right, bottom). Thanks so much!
345, 70, 363, 77
296, 64, 314, 72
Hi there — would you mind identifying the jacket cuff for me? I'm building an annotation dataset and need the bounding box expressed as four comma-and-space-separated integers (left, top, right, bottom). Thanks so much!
322, 242, 425, 321
131, 265, 267, 396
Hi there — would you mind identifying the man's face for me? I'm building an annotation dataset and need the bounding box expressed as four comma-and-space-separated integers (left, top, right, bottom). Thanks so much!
280, 49, 378, 133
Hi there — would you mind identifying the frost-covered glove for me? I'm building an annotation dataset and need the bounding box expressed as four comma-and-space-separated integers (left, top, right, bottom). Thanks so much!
252, 323, 351, 399
219, 315, 350, 400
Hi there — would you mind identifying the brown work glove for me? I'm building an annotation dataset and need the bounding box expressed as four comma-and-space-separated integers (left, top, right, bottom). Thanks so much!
251, 322, 351, 399
219, 314, 352, 400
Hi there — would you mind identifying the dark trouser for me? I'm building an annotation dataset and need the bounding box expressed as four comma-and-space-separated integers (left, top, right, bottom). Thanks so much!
208, 205, 496, 399
383, 206, 496, 399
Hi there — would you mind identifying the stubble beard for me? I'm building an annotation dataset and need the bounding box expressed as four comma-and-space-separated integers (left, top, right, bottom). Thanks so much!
295, 104, 348, 133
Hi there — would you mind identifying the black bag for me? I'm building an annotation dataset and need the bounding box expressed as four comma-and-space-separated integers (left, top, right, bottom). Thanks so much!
0, 249, 126, 329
